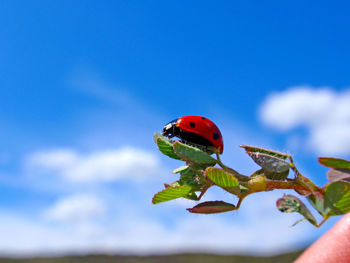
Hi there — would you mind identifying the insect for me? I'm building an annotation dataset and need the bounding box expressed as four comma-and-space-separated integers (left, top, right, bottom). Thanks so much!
162, 116, 224, 154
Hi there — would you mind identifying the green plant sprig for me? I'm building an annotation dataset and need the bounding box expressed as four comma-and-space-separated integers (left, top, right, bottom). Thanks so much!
152, 133, 350, 227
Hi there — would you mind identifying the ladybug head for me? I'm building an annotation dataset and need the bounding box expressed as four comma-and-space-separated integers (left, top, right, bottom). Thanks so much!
162, 118, 179, 139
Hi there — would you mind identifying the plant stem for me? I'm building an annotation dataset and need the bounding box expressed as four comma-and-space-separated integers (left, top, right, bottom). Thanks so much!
235, 197, 244, 209
316, 217, 329, 228
215, 153, 318, 195
197, 184, 212, 200
266, 180, 312, 193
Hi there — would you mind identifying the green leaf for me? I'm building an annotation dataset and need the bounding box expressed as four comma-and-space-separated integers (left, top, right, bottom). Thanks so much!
205, 167, 239, 187
172, 166, 189, 174
172, 166, 204, 187
327, 169, 350, 182
173, 141, 217, 166
324, 181, 350, 215
185, 192, 199, 200
317, 157, 350, 183
178, 167, 202, 187
205, 167, 240, 195
179, 166, 194, 176
246, 151, 290, 176
250, 168, 265, 177
240, 145, 289, 160
307, 194, 330, 217
152, 185, 194, 204
241, 145, 290, 180
187, 201, 236, 214
276, 194, 317, 226
153, 133, 181, 160
276, 195, 300, 213
264, 170, 290, 181
319, 157, 350, 170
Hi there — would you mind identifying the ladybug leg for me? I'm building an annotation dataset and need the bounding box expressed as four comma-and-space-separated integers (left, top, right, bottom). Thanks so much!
179, 139, 188, 145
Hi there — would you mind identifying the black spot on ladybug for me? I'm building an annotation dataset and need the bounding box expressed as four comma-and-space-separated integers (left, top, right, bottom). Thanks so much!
213, 132, 220, 140
201, 117, 206, 120
190, 122, 196, 128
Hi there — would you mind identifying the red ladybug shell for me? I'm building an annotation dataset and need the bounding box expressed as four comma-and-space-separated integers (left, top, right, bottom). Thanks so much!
163, 116, 224, 154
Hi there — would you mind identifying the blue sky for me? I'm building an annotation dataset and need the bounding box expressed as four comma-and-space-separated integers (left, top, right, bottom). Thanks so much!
1, 0, 350, 256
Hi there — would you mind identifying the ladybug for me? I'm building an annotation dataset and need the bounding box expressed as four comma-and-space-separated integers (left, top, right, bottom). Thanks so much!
162, 116, 224, 154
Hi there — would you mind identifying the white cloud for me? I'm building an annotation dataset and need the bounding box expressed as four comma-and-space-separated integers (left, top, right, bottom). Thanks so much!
25, 146, 160, 182
0, 191, 327, 256
70, 71, 135, 108
142, 192, 314, 255
259, 86, 350, 155
26, 149, 79, 170
44, 194, 105, 222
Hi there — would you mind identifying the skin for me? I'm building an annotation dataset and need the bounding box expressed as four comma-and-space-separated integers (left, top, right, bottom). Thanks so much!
296, 213, 350, 262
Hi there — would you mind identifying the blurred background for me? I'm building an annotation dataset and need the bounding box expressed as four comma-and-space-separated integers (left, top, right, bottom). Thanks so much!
1, 0, 350, 261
